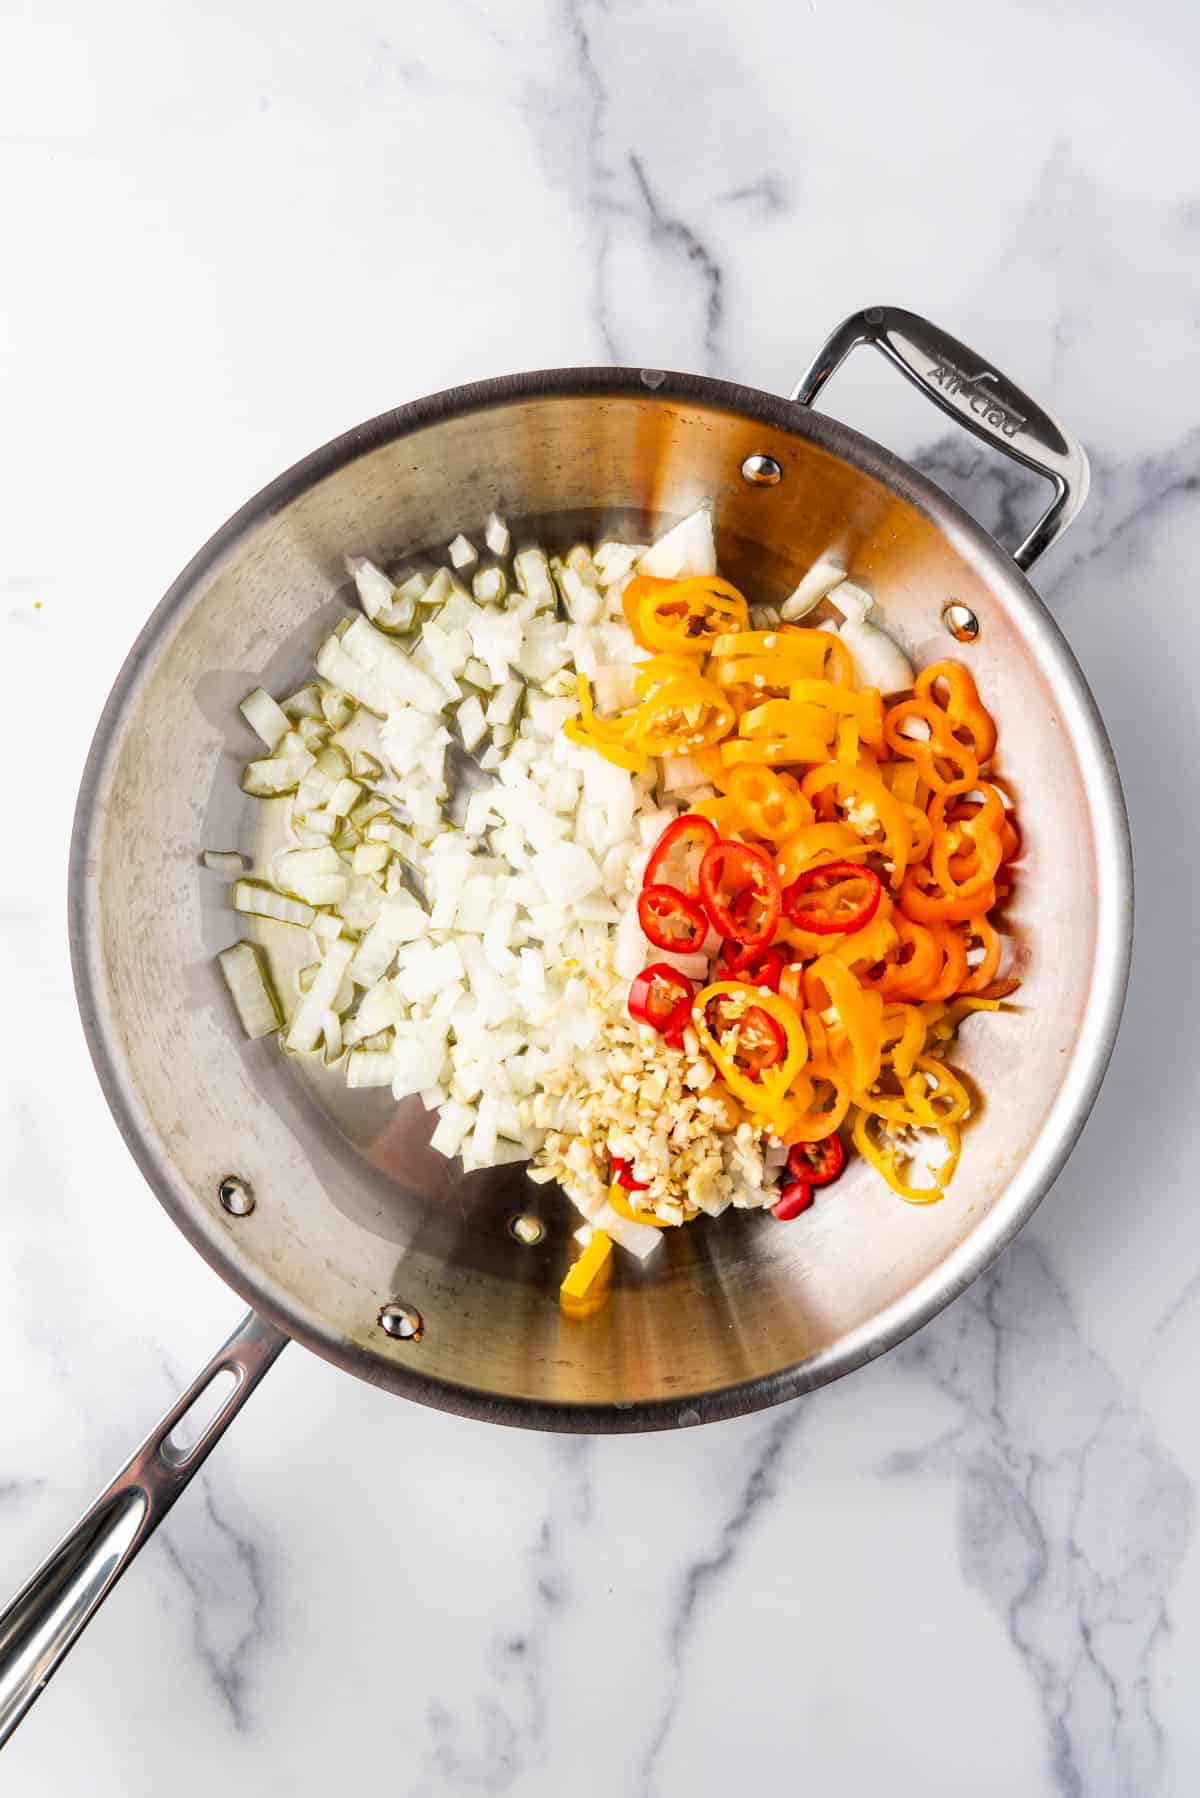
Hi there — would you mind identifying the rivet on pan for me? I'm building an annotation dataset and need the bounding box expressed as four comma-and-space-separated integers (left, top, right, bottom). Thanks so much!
218, 1176, 255, 1217
741, 453, 783, 487
379, 1301, 423, 1342
942, 601, 980, 642
508, 1214, 545, 1247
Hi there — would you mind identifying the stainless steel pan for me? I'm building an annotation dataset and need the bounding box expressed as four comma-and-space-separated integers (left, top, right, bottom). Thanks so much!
0, 309, 1132, 1742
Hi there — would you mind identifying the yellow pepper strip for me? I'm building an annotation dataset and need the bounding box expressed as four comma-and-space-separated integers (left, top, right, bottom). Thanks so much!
607, 1185, 669, 1228
692, 981, 807, 1122
801, 762, 914, 882
774, 822, 869, 887
559, 1229, 613, 1319
804, 954, 884, 1092
739, 699, 837, 742
607, 1184, 697, 1227
852, 1109, 950, 1205
637, 575, 750, 655
828, 910, 897, 972
562, 717, 649, 772
692, 794, 748, 835
720, 735, 833, 767
574, 672, 640, 743
836, 715, 860, 765
880, 1003, 928, 1079
880, 761, 921, 806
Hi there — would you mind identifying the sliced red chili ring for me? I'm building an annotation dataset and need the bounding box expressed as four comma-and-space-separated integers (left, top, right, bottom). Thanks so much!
637, 883, 709, 952
771, 1178, 814, 1221
643, 814, 719, 897
785, 1133, 846, 1188
628, 962, 694, 1045
781, 860, 882, 936
704, 990, 786, 1076
698, 838, 781, 955
719, 941, 787, 989
611, 1155, 649, 1192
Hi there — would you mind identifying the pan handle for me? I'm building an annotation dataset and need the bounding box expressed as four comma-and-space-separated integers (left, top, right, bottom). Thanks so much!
791, 306, 1089, 571
0, 1308, 287, 1748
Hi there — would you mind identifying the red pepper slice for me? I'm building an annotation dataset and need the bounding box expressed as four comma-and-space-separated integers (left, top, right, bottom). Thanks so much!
719, 941, 787, 989
771, 1178, 814, 1221
628, 962, 694, 1045
637, 883, 709, 952
786, 1133, 846, 1188
698, 839, 781, 955
644, 814, 719, 897
611, 1155, 649, 1192
703, 989, 787, 1076
782, 860, 882, 936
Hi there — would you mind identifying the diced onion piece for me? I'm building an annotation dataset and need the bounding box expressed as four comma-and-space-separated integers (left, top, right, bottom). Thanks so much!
448, 533, 477, 569
203, 850, 246, 874
353, 843, 390, 875
839, 617, 914, 694
473, 566, 507, 603
457, 695, 488, 753
233, 881, 315, 928
321, 1015, 343, 1065
346, 1048, 395, 1088
780, 555, 846, 622
513, 548, 555, 612
637, 507, 716, 580
239, 687, 292, 749
217, 942, 282, 1039
242, 752, 313, 797
287, 936, 355, 1052
321, 690, 356, 729
484, 513, 510, 557
827, 578, 873, 625
281, 683, 324, 720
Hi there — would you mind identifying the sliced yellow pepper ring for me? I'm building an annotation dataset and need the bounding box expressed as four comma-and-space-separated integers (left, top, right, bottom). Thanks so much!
774, 823, 869, 888
852, 1109, 954, 1205
693, 981, 807, 1122
637, 575, 749, 655
726, 766, 813, 842
622, 574, 676, 649
801, 762, 914, 882
632, 653, 704, 699
634, 674, 736, 753
804, 954, 884, 1092
780, 1059, 852, 1144
559, 1229, 613, 1319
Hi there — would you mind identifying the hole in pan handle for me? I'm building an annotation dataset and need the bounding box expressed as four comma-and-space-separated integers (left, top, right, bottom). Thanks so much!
0, 1308, 288, 1748
790, 305, 1090, 573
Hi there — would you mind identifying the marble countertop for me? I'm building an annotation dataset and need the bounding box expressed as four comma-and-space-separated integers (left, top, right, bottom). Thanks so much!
3, 2, 1199, 1792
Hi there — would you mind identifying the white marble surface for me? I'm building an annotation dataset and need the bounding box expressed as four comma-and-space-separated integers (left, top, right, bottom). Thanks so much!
3, 1, 1199, 1792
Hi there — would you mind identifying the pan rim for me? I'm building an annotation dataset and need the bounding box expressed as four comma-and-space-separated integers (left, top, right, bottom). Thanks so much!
67, 364, 1133, 1431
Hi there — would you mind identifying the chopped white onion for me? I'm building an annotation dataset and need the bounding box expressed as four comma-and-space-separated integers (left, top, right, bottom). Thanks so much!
217, 942, 282, 1039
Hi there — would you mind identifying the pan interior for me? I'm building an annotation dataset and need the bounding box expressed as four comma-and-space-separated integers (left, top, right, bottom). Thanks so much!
74, 378, 1122, 1427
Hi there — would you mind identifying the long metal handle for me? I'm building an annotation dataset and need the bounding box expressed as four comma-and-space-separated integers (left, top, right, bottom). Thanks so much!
0, 1309, 287, 1747
792, 306, 1089, 571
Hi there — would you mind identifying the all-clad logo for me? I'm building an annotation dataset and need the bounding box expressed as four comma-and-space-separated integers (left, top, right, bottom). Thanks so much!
926, 357, 1026, 439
